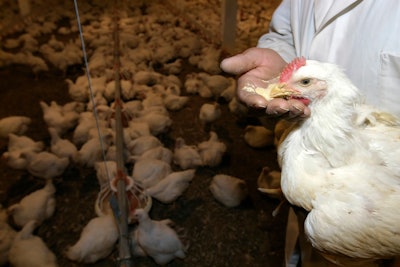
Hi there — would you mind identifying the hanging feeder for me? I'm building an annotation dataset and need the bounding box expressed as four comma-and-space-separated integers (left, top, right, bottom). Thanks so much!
95, 170, 152, 223
73, 0, 152, 265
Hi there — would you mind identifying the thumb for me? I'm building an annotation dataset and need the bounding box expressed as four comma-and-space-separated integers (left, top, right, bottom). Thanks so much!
220, 48, 265, 75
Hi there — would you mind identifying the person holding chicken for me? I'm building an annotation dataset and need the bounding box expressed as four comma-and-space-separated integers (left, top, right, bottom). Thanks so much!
221, 0, 400, 118
221, 1, 400, 267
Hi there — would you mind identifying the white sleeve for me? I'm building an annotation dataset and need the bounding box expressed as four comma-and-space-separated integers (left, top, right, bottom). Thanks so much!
257, 0, 296, 63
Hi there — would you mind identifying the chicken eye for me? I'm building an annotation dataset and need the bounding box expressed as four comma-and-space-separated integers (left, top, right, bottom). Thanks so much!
300, 78, 312, 86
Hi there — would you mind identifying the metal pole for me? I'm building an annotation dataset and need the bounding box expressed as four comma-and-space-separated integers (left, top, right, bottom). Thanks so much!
112, 1, 133, 266
221, 0, 237, 52
74, 0, 133, 265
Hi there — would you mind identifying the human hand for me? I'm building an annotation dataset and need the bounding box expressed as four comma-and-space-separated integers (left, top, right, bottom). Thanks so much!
220, 47, 310, 118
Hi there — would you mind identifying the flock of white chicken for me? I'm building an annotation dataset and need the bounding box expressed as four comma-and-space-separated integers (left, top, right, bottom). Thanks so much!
0, 1, 281, 266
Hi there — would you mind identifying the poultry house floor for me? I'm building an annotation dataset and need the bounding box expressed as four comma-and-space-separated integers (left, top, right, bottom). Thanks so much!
1, 1, 399, 266
0, 63, 289, 267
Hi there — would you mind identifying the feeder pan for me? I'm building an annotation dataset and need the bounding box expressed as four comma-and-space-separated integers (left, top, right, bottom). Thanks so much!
95, 175, 152, 223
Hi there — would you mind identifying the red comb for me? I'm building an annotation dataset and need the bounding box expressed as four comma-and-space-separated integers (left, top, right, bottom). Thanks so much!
279, 57, 306, 83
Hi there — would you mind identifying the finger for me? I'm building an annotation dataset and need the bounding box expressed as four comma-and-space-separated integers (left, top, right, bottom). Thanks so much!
287, 99, 311, 118
237, 90, 269, 108
265, 98, 290, 115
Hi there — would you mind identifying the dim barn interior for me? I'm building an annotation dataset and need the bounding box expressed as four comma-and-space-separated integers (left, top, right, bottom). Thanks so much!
0, 1, 398, 267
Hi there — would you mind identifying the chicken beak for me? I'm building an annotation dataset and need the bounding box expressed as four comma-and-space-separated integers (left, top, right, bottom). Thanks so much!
244, 81, 299, 101
267, 83, 300, 100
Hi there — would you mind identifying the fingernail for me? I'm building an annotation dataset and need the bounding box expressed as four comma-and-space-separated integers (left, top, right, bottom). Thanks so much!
266, 110, 279, 116
292, 105, 303, 112
278, 107, 290, 112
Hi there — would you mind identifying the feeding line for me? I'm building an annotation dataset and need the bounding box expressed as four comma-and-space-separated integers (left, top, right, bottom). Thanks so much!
73, 0, 133, 266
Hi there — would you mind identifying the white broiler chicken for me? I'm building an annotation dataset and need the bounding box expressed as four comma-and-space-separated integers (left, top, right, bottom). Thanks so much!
39, 101, 79, 135
0, 116, 31, 138
262, 57, 400, 264
129, 146, 173, 164
127, 135, 162, 156
197, 131, 227, 167
209, 174, 248, 208
7, 133, 44, 153
0, 205, 16, 266
86, 91, 108, 111
65, 213, 118, 264
2, 134, 44, 170
8, 220, 58, 267
163, 94, 189, 111
75, 132, 113, 167
173, 137, 203, 170
129, 228, 147, 257
48, 127, 78, 161
123, 121, 151, 144
65, 76, 89, 102
144, 169, 196, 203
184, 73, 203, 94
7, 179, 56, 228
134, 209, 188, 265
198, 72, 231, 97
73, 112, 107, 146
22, 150, 69, 179
133, 110, 172, 135
132, 158, 172, 189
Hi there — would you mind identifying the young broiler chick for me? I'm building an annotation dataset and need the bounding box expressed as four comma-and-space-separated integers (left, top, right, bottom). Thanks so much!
145, 169, 196, 204
198, 72, 231, 97
199, 102, 221, 130
257, 167, 282, 199
184, 73, 203, 95
8, 220, 58, 267
243, 125, 274, 148
73, 112, 108, 146
197, 131, 227, 167
129, 146, 173, 165
261, 57, 400, 263
163, 94, 189, 111
133, 209, 188, 265
132, 158, 172, 189
209, 174, 248, 208
39, 101, 79, 135
0, 116, 31, 138
22, 150, 69, 179
2, 133, 44, 170
0, 205, 16, 266
48, 127, 78, 162
7, 133, 44, 153
7, 179, 56, 228
173, 137, 203, 170
65, 75, 89, 103
75, 131, 114, 167
132, 109, 172, 135
127, 135, 162, 156
65, 213, 118, 264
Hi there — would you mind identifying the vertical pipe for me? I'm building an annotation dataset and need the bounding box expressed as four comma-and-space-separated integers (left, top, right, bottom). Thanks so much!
113, 1, 132, 266
17, 0, 31, 16
221, 0, 237, 52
